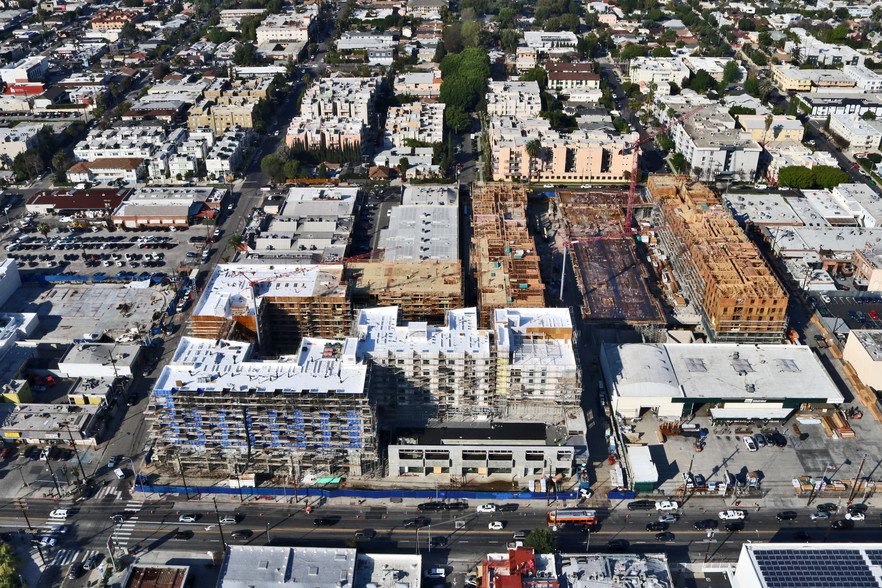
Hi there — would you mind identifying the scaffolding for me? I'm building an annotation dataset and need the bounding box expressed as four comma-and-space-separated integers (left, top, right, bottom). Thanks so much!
471, 183, 546, 327
648, 176, 789, 342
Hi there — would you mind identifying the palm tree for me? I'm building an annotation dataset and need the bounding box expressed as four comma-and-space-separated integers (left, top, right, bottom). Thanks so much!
37, 222, 51, 244
762, 113, 774, 147
525, 139, 541, 182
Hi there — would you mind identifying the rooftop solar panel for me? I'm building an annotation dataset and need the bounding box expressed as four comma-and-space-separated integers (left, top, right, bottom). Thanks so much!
754, 549, 879, 588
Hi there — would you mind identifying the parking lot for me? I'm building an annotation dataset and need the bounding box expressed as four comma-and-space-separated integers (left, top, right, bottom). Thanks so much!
814, 293, 882, 330
2, 213, 221, 280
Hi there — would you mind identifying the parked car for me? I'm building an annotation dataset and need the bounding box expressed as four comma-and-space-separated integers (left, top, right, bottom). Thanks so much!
425, 568, 446, 579
418, 502, 445, 512
754, 434, 766, 448
776, 511, 798, 521
178, 514, 197, 523
477, 504, 497, 513
810, 512, 830, 521
845, 512, 865, 521
646, 522, 668, 532
719, 510, 746, 520
848, 503, 868, 514
655, 501, 679, 511
817, 503, 838, 513
744, 437, 758, 452
655, 532, 676, 542
628, 500, 656, 511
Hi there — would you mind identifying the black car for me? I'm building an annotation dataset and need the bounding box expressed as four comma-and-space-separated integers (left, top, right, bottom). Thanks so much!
173, 531, 193, 541
581, 523, 601, 533
832, 519, 854, 530
607, 539, 628, 550
772, 433, 787, 447
429, 536, 448, 547
694, 474, 707, 488
68, 563, 83, 580
627, 500, 656, 511
725, 522, 744, 532
498, 504, 519, 513
655, 532, 675, 542
763, 432, 775, 446
817, 503, 838, 513
693, 519, 718, 530
794, 531, 812, 542
445, 502, 468, 511
646, 522, 668, 532
231, 530, 252, 540
313, 518, 336, 527
777, 511, 798, 521
403, 517, 430, 528
848, 503, 868, 514
417, 502, 445, 512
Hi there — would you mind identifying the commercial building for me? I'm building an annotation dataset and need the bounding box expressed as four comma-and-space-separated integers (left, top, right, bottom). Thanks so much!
733, 543, 882, 588
649, 176, 789, 343
388, 422, 575, 480
0, 56, 48, 84
843, 64, 882, 93
829, 113, 882, 151
523, 31, 578, 51
190, 264, 350, 353
378, 184, 458, 262
559, 553, 673, 588
628, 57, 690, 94
0, 124, 42, 162
771, 65, 857, 93
843, 330, 882, 391
486, 80, 542, 119
737, 115, 804, 144
479, 548, 556, 588
111, 186, 227, 228
149, 336, 376, 477
384, 102, 445, 147
355, 306, 581, 427
601, 342, 844, 420
58, 342, 141, 380
26, 188, 131, 215
0, 403, 102, 445
121, 566, 189, 588
248, 186, 357, 263
471, 183, 545, 326
669, 105, 761, 182
488, 117, 635, 183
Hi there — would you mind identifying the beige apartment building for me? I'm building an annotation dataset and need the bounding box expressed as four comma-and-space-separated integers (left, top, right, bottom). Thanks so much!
737, 115, 805, 143
489, 116, 635, 183
188, 99, 258, 136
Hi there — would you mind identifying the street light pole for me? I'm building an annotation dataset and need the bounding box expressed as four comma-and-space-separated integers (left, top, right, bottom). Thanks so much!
62, 423, 86, 484
44, 458, 63, 498
212, 498, 227, 551
176, 453, 190, 500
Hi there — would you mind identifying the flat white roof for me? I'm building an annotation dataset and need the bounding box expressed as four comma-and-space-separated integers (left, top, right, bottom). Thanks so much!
192, 264, 346, 319
353, 554, 421, 588
803, 189, 854, 223
379, 204, 458, 262
723, 193, 803, 226
493, 308, 576, 368
602, 343, 844, 403
851, 330, 882, 362
771, 226, 882, 254
355, 306, 491, 359
218, 546, 356, 588
156, 336, 366, 396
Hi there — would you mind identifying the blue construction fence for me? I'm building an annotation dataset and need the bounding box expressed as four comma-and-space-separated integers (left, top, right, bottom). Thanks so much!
135, 483, 579, 502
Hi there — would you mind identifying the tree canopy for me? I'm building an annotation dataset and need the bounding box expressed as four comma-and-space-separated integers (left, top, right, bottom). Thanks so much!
524, 528, 556, 553
777, 165, 849, 189
439, 48, 490, 113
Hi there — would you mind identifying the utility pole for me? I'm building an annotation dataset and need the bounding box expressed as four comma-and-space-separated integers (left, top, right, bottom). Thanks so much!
212, 498, 227, 551
848, 454, 867, 505
14, 499, 32, 531
234, 462, 244, 503
44, 458, 63, 498
176, 453, 190, 500
62, 423, 86, 484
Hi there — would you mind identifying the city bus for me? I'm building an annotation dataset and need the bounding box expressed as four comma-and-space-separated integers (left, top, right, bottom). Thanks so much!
547, 509, 598, 531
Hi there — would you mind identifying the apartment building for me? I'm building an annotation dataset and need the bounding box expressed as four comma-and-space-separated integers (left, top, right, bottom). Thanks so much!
486, 80, 542, 119
629, 57, 690, 94
681, 56, 738, 82
471, 183, 545, 327
255, 8, 316, 44
393, 70, 442, 99
785, 27, 864, 66
829, 113, 882, 151
337, 31, 396, 51
489, 116, 635, 183
89, 8, 140, 31
187, 99, 258, 136
0, 123, 41, 161
190, 264, 351, 354
149, 336, 376, 477
669, 105, 761, 182
66, 157, 145, 185
354, 306, 580, 426
546, 62, 600, 92
407, 0, 448, 16
523, 31, 578, 51
797, 93, 882, 119
648, 176, 789, 343
204, 127, 251, 181
384, 102, 445, 147
300, 77, 379, 124
843, 64, 882, 93
73, 126, 186, 161
771, 65, 856, 93
285, 116, 366, 151
737, 115, 804, 143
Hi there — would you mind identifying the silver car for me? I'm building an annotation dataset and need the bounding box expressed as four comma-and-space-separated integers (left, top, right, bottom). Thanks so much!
810, 512, 831, 520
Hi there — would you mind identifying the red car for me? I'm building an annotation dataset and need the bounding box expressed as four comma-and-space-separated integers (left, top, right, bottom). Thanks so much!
871, 311, 879, 320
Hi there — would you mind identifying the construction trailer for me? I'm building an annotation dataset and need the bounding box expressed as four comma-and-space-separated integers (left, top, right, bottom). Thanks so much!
647, 176, 788, 343
471, 183, 546, 328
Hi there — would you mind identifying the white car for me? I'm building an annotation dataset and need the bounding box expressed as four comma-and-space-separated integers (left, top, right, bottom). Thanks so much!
476, 504, 497, 513
178, 514, 197, 522
821, 295, 831, 303
488, 521, 504, 530
845, 512, 865, 521
744, 436, 758, 452
719, 510, 746, 520
49, 509, 69, 519
39, 536, 56, 547
655, 501, 680, 511
810, 512, 830, 521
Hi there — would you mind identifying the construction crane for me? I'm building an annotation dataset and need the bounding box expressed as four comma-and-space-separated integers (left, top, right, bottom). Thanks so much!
556, 104, 706, 301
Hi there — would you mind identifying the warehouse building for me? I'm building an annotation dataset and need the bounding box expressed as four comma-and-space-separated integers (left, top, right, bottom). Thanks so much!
600, 342, 844, 420
149, 337, 376, 477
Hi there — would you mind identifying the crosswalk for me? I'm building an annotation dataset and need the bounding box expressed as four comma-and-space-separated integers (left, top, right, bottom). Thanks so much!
95, 486, 121, 500
49, 548, 100, 567
111, 500, 144, 551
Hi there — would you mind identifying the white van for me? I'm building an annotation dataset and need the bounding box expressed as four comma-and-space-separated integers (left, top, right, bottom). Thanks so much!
114, 468, 126, 480
220, 515, 237, 525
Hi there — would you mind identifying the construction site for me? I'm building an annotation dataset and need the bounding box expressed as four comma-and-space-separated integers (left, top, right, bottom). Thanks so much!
345, 261, 463, 323
471, 183, 546, 328
553, 187, 665, 325
188, 264, 351, 355
648, 176, 789, 343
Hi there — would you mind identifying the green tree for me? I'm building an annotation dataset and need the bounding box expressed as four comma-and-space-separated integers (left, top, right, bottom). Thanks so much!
786, 99, 798, 116
690, 69, 716, 93
207, 27, 232, 44
670, 152, 686, 172
862, 111, 877, 120
239, 15, 262, 41
261, 154, 285, 183
520, 67, 548, 92
233, 43, 259, 66
0, 543, 22, 588
744, 76, 760, 97
812, 165, 849, 189
738, 17, 756, 31
439, 48, 490, 112
37, 222, 51, 243
52, 150, 70, 173
525, 139, 541, 181
283, 159, 300, 179
445, 105, 471, 132
496, 7, 516, 28
653, 45, 672, 57
722, 60, 740, 86
777, 166, 816, 188
524, 528, 556, 553
399, 157, 409, 176
620, 43, 647, 60
152, 62, 170, 79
